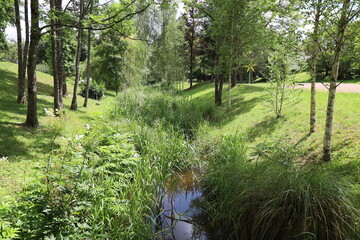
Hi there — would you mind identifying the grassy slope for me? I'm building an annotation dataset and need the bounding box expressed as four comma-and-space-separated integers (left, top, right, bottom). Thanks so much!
0, 62, 115, 195
183, 82, 360, 163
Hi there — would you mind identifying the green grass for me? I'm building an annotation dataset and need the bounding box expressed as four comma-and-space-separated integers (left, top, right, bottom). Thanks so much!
293, 71, 360, 84
183, 82, 360, 163
0, 61, 116, 196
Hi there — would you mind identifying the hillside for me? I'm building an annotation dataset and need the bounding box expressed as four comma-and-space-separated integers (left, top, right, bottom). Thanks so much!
0, 62, 115, 195
182, 82, 360, 163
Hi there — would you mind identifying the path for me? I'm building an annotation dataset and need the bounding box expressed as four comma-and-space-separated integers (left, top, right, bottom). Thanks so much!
297, 83, 360, 93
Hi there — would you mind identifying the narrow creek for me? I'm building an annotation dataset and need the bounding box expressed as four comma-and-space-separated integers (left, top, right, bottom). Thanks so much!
157, 169, 209, 240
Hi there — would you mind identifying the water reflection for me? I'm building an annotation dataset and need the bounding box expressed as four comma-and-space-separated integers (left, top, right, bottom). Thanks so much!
157, 169, 208, 240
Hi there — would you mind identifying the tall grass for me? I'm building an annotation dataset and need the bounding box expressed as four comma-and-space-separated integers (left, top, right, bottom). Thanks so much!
202, 134, 360, 239
114, 86, 220, 137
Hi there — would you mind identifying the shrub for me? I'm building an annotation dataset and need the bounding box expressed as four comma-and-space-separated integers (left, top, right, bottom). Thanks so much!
80, 82, 105, 100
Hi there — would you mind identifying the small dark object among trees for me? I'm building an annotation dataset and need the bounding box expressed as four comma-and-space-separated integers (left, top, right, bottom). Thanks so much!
80, 84, 104, 100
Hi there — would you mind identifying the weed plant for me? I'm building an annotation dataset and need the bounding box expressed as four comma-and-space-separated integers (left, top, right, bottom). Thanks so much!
202, 134, 360, 240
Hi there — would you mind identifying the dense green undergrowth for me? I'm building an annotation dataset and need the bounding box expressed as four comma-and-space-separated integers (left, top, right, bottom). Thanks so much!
1, 78, 359, 239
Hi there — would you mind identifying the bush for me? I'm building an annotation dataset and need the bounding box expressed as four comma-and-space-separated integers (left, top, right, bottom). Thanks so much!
202, 135, 360, 239
80, 82, 105, 100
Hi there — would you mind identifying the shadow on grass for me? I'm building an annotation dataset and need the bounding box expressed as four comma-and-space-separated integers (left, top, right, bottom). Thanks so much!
244, 116, 282, 141
0, 68, 58, 160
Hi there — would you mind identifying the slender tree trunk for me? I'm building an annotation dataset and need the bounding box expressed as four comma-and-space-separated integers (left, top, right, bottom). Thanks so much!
23, 0, 29, 87
323, 0, 350, 162
83, 28, 92, 107
15, 0, 26, 104
228, 71, 232, 109
25, 0, 40, 128
310, 0, 322, 134
70, 0, 84, 111
50, 0, 60, 112
55, 0, 64, 106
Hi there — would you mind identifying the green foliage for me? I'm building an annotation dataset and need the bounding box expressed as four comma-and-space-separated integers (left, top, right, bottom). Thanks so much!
148, 8, 186, 86
202, 135, 360, 239
0, 0, 13, 50
0, 41, 17, 63
92, 30, 129, 91
44, 30, 77, 76
4, 124, 158, 239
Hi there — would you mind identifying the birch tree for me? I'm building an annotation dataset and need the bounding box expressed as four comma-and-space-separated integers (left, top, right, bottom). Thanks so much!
323, 0, 357, 162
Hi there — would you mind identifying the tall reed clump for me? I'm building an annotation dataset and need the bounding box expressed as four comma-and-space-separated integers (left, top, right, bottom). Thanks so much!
202, 134, 360, 240
114, 86, 220, 137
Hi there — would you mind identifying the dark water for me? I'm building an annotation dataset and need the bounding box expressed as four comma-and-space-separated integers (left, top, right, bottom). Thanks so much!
157, 170, 209, 240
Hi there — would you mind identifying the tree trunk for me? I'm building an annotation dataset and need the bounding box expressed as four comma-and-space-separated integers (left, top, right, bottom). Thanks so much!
70, 0, 84, 111
15, 0, 26, 104
310, 0, 322, 134
228, 72, 231, 109
50, 0, 60, 112
215, 74, 223, 106
55, 0, 64, 106
323, 0, 350, 162
22, 0, 29, 89
231, 69, 237, 88
25, 0, 40, 128
189, 6, 195, 88
83, 28, 92, 107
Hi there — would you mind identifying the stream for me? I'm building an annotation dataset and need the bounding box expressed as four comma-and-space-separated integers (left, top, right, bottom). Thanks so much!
157, 169, 209, 240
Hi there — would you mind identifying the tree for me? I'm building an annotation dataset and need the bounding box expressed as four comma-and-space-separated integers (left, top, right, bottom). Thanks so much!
308, 0, 323, 133
14, 0, 25, 104
182, 0, 199, 88
323, 0, 355, 162
24, 0, 41, 128
70, 0, 85, 111
266, 48, 298, 118
14, 0, 29, 104
148, 4, 186, 88
0, 0, 13, 50
83, 0, 94, 107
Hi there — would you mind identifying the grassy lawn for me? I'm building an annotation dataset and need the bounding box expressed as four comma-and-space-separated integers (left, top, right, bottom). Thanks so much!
0, 62, 116, 196
293, 71, 360, 84
182, 82, 360, 163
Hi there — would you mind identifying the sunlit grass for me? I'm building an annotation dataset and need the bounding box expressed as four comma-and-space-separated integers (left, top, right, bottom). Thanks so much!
0, 61, 116, 196
185, 81, 360, 163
